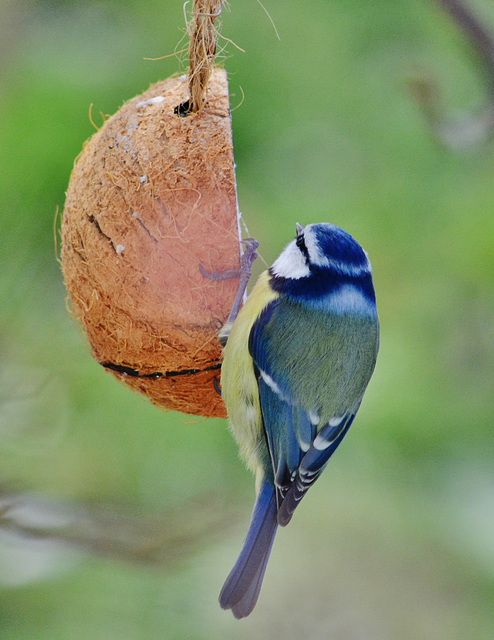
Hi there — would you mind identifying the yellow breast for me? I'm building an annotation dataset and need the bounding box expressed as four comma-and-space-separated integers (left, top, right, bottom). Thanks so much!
221, 271, 279, 478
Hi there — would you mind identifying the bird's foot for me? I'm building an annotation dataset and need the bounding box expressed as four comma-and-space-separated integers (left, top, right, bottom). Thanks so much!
199, 238, 259, 346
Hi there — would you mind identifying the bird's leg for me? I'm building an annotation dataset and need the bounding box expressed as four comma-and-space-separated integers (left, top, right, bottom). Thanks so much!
200, 238, 259, 346
224, 238, 259, 325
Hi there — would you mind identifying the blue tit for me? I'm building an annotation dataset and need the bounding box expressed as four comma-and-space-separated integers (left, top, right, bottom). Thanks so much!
218, 222, 379, 619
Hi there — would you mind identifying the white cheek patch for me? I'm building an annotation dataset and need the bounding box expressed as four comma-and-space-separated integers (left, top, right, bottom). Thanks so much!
270, 241, 310, 280
304, 229, 330, 267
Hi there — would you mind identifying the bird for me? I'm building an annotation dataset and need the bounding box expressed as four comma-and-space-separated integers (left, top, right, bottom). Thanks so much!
218, 222, 379, 619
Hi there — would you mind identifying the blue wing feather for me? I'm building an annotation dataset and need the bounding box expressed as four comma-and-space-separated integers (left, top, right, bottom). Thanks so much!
248, 300, 280, 375
299, 415, 355, 474
292, 406, 316, 455
277, 414, 355, 526
256, 373, 302, 488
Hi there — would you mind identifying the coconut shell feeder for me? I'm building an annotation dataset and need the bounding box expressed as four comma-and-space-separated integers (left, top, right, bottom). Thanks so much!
61, 0, 243, 418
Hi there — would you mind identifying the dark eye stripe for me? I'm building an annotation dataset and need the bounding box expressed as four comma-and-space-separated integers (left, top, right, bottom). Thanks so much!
296, 234, 310, 262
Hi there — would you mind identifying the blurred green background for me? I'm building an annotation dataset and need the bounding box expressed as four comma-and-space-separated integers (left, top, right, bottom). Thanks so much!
1, 0, 494, 637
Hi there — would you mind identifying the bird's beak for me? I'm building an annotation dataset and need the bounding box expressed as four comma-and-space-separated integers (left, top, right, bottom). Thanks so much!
296, 222, 305, 237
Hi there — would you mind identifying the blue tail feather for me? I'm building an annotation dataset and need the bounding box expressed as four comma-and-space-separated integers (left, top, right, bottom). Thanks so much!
219, 480, 278, 618
230, 532, 275, 619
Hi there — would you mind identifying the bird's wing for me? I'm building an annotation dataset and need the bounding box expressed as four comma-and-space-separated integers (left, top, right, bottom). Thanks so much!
249, 300, 356, 524
276, 414, 355, 526
249, 301, 311, 486
255, 364, 316, 490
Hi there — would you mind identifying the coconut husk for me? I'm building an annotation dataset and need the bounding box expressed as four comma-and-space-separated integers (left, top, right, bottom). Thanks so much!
61, 69, 240, 418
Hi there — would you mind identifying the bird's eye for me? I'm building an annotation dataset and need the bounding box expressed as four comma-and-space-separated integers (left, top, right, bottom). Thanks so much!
295, 233, 309, 261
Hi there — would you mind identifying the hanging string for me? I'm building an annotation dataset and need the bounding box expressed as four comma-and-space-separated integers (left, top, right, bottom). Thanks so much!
187, 0, 224, 112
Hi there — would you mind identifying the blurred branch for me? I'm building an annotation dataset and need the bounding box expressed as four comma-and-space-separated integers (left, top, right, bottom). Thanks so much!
0, 486, 238, 568
437, 0, 494, 80
409, 0, 494, 148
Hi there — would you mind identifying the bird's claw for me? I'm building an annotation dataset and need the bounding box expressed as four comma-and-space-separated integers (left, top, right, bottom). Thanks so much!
239, 238, 259, 273
199, 237, 260, 345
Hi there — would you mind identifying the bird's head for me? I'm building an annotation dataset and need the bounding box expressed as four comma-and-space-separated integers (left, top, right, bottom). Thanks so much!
270, 223, 371, 280
268, 223, 375, 305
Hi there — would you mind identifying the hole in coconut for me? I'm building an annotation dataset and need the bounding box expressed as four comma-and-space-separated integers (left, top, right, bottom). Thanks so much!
174, 100, 192, 117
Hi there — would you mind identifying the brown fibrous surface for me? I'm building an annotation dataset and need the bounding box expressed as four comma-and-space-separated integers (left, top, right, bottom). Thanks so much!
61, 69, 240, 418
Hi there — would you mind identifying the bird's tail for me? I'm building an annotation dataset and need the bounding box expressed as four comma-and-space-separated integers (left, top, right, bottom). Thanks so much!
219, 479, 278, 619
